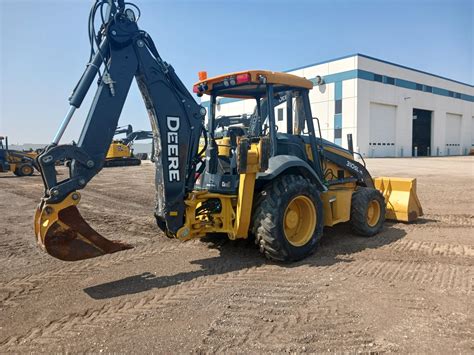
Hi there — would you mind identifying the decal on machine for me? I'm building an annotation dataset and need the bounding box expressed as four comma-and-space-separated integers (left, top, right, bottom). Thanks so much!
167, 116, 180, 182
346, 160, 362, 174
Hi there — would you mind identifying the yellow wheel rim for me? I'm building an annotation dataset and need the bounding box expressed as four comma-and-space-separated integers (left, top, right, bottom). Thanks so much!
22, 166, 33, 175
367, 199, 381, 227
283, 195, 316, 247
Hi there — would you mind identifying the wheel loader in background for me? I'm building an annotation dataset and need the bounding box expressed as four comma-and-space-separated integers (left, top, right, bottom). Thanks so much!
0, 136, 38, 176
105, 124, 153, 167
34, 0, 423, 262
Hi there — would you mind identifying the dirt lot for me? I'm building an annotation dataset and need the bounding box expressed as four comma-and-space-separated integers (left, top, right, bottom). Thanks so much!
0, 157, 472, 353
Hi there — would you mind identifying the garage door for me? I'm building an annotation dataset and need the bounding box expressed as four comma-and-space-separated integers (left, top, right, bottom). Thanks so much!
369, 103, 396, 157
445, 113, 462, 155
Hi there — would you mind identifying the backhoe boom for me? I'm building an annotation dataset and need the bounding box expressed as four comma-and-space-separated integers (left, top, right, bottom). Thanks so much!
35, 1, 205, 260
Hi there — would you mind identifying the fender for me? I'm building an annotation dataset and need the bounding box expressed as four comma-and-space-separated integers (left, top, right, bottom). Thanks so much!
257, 155, 327, 191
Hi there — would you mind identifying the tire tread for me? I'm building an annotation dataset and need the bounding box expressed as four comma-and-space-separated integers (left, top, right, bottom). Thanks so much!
251, 175, 323, 262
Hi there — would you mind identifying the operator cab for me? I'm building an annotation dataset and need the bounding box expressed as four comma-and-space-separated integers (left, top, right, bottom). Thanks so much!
193, 70, 323, 194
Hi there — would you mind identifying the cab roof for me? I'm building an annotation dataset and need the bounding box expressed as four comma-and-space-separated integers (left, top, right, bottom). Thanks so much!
193, 70, 313, 99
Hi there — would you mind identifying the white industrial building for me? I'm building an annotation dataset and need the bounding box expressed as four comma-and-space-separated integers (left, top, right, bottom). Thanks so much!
201, 54, 473, 157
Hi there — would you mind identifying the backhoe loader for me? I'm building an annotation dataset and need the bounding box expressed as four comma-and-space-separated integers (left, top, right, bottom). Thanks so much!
0, 136, 37, 176
34, 0, 422, 262
105, 125, 153, 167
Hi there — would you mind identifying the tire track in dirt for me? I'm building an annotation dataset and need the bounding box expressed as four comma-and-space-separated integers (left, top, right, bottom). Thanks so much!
381, 239, 474, 258
415, 214, 474, 228
376, 292, 473, 351
327, 259, 473, 294
323, 237, 474, 261
0, 241, 190, 308
203, 258, 472, 352
0, 265, 267, 351
4, 237, 470, 311
202, 270, 379, 353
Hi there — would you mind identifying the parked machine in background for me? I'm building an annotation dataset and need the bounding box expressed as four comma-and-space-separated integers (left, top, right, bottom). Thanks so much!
0, 136, 38, 176
34, 0, 423, 263
105, 125, 153, 167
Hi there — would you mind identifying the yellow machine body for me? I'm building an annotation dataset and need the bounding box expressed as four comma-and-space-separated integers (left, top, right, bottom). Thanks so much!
174, 115, 423, 241
177, 139, 266, 241
319, 176, 423, 226
315, 144, 422, 224
177, 137, 423, 242
106, 141, 132, 159
321, 188, 354, 227
104, 141, 141, 167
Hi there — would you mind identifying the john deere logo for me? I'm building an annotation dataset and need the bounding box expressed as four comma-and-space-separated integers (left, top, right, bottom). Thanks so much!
167, 116, 180, 182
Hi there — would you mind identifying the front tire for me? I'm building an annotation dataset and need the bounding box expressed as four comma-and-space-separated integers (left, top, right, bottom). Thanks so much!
350, 187, 386, 236
17, 164, 34, 176
251, 175, 323, 262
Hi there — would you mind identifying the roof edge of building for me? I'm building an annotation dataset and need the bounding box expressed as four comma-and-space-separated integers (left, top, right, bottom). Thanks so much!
285, 53, 473, 88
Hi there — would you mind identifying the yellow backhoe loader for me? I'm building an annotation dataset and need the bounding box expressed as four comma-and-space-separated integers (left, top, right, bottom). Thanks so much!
34, 0, 422, 262
0, 136, 38, 176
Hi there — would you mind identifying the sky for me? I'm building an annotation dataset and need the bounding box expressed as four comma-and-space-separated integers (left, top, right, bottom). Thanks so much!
0, 0, 472, 144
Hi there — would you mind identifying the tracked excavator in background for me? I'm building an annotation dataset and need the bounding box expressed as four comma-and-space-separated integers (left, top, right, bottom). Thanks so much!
34, 0, 423, 262
105, 124, 153, 167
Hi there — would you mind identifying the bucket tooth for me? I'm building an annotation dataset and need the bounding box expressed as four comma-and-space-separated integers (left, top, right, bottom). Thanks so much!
34, 192, 132, 261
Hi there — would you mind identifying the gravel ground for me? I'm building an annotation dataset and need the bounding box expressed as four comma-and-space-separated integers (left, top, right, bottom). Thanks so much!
0, 157, 472, 353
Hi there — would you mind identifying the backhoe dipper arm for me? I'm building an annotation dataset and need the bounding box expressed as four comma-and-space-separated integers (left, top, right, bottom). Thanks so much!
35, 2, 205, 260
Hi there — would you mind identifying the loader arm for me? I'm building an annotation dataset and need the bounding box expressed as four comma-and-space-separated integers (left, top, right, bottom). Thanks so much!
35, 0, 205, 260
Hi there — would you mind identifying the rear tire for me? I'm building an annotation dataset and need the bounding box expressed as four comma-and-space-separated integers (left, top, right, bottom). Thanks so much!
350, 187, 385, 236
251, 175, 323, 262
17, 164, 34, 176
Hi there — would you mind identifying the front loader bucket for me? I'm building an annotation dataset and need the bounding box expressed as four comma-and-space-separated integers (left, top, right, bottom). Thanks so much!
373, 177, 423, 222
34, 192, 132, 261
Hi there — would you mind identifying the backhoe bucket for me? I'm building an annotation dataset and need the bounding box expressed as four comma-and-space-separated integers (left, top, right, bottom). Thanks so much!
373, 177, 423, 222
34, 192, 132, 261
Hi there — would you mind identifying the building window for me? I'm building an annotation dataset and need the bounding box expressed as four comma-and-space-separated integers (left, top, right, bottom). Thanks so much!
334, 138, 342, 146
334, 128, 342, 139
454, 92, 461, 99
423, 85, 432, 93
277, 108, 284, 121
335, 100, 342, 114
374, 74, 383, 82
415, 83, 423, 91
448, 91, 454, 97
384, 76, 395, 85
